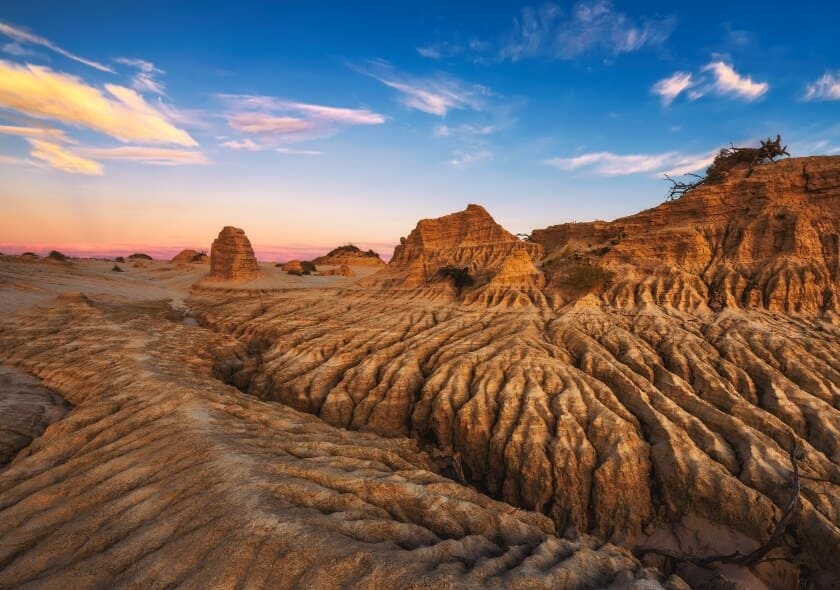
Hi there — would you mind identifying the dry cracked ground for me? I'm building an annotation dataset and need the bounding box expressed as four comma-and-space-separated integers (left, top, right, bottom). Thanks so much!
1, 156, 839, 589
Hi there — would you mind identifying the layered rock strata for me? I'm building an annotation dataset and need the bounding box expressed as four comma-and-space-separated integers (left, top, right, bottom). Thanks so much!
209, 226, 260, 281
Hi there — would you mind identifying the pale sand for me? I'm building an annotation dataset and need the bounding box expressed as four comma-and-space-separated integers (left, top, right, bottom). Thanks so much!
0, 257, 380, 314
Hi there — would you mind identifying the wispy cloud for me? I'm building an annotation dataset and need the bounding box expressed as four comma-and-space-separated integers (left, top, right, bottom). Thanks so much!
80, 146, 208, 166
434, 123, 497, 138
0, 60, 196, 145
701, 61, 768, 101
0, 124, 70, 141
115, 57, 166, 95
276, 147, 324, 156
545, 149, 715, 176
651, 71, 694, 106
804, 71, 840, 101
653, 61, 768, 106
218, 94, 384, 145
354, 62, 489, 116
499, 1, 675, 61
0, 21, 112, 72
26, 138, 103, 175
449, 149, 492, 168
221, 138, 262, 151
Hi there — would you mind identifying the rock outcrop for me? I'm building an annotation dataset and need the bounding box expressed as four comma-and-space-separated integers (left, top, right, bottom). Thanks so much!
171, 249, 208, 265
532, 156, 840, 312
209, 226, 260, 281
364, 204, 544, 305
313, 245, 385, 267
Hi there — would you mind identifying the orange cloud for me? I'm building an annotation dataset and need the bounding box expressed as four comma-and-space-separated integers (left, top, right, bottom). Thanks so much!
81, 146, 209, 165
0, 60, 197, 146
26, 138, 103, 175
0, 124, 70, 141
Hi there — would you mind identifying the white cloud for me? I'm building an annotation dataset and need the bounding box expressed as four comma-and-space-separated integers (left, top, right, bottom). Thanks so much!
0, 60, 196, 145
500, 1, 675, 61
651, 71, 693, 105
80, 146, 209, 166
0, 21, 112, 72
702, 61, 768, 101
449, 149, 492, 167
355, 63, 489, 117
26, 138, 103, 175
804, 71, 840, 101
434, 123, 496, 139
545, 149, 714, 176
115, 57, 166, 95
379, 77, 484, 116
221, 138, 263, 151
275, 147, 324, 156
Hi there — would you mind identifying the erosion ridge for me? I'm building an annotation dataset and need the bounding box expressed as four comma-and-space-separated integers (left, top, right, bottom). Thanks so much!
0, 293, 670, 589
197, 157, 840, 588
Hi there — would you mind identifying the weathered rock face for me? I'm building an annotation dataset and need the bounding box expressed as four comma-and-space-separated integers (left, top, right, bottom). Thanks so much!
313, 245, 385, 267
209, 226, 260, 281
0, 292, 670, 589
365, 204, 545, 305
532, 156, 840, 312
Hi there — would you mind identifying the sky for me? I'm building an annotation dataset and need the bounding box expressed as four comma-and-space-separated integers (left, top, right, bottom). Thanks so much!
0, 1, 838, 260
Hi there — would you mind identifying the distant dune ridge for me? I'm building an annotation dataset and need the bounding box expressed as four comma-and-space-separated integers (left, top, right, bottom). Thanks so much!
0, 156, 839, 589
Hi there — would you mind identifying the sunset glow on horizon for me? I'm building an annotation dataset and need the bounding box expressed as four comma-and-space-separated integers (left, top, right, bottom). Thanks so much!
1, 1, 838, 257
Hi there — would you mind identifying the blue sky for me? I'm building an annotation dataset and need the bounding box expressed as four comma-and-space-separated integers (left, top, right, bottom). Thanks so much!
0, 1, 838, 258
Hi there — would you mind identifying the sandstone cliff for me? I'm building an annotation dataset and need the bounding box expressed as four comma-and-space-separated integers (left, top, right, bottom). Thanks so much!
209, 226, 260, 281
532, 156, 840, 313
364, 204, 545, 305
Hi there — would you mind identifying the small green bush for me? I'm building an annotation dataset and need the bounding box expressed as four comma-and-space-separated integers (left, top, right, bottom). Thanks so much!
438, 266, 474, 292
554, 264, 614, 293
301, 260, 317, 273
112, 264, 124, 272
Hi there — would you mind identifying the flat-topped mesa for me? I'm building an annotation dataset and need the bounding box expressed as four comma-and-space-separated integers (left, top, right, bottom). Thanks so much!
365, 204, 544, 305
532, 156, 840, 313
312, 244, 385, 267
209, 226, 260, 281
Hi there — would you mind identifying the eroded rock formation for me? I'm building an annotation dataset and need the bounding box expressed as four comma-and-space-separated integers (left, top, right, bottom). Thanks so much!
0, 293, 670, 589
313, 245, 385, 267
196, 158, 840, 588
171, 249, 208, 265
363, 204, 545, 305
209, 226, 260, 281
532, 156, 840, 313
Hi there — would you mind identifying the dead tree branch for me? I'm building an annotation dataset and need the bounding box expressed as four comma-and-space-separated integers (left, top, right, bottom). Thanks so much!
664, 135, 790, 201
637, 441, 801, 568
